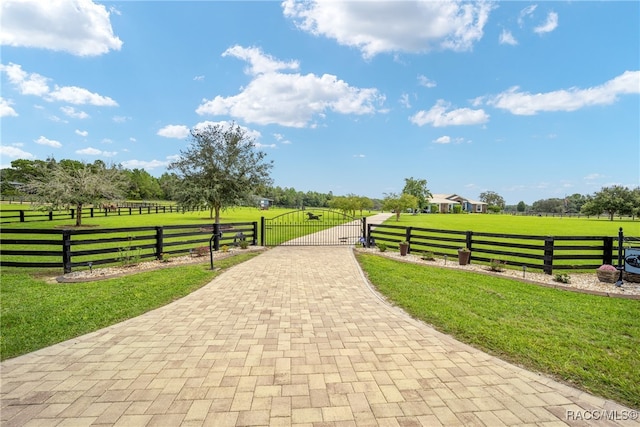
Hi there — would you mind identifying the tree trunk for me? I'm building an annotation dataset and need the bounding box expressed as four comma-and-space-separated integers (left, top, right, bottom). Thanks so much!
214, 206, 221, 223
76, 203, 83, 226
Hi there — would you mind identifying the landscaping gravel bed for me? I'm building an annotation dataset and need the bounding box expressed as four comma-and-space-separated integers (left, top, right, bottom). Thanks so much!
355, 247, 640, 298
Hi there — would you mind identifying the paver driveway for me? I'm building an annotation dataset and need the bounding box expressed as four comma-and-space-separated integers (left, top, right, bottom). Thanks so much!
1, 224, 637, 426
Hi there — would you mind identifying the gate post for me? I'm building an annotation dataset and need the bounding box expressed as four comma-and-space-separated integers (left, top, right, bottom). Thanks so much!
213, 223, 221, 251
362, 217, 367, 245
260, 217, 266, 246
252, 221, 258, 246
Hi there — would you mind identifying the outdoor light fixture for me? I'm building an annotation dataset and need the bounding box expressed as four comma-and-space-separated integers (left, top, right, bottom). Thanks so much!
522, 265, 526, 278
444, 255, 447, 265
88, 262, 93, 273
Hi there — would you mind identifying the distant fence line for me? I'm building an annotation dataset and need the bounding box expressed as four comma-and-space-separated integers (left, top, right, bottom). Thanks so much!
1, 222, 257, 273
0, 206, 208, 223
367, 224, 639, 274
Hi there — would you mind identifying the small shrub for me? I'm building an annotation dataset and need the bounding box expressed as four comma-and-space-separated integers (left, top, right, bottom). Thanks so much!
489, 259, 507, 272
421, 251, 435, 261
597, 264, 617, 271
554, 273, 571, 284
221, 245, 229, 253
239, 240, 249, 249
377, 242, 387, 252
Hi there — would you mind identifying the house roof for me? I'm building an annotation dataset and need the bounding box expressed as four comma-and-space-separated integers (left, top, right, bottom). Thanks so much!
428, 194, 487, 205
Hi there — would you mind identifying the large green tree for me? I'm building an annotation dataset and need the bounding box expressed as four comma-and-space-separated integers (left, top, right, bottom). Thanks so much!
479, 191, 505, 212
382, 192, 418, 221
169, 122, 273, 222
581, 186, 638, 220
402, 177, 431, 210
24, 160, 125, 226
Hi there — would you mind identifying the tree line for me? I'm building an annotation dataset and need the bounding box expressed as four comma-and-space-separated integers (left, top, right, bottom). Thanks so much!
2, 122, 635, 225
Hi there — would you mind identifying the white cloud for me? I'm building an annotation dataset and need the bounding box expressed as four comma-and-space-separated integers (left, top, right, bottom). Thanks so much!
0, 63, 49, 96
197, 47, 385, 128
76, 147, 117, 157
0, 97, 18, 117
499, 29, 518, 46
61, 106, 89, 119
0, 145, 34, 159
75, 129, 88, 137
254, 142, 277, 149
418, 75, 437, 88
193, 75, 205, 81
192, 120, 262, 141
157, 124, 190, 139
410, 100, 489, 127
48, 85, 117, 106
282, 0, 494, 58
121, 159, 169, 170
0, 0, 122, 56
486, 70, 640, 115
223, 45, 299, 75
129, 137, 137, 142
101, 138, 113, 144
433, 136, 466, 144
518, 5, 537, 27
112, 115, 129, 123
399, 93, 411, 108
534, 12, 558, 34
35, 135, 62, 148
1, 62, 118, 106
273, 133, 292, 144
353, 154, 365, 158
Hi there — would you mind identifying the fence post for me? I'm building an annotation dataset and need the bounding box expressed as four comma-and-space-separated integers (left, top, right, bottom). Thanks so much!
70, 209, 75, 219
252, 221, 258, 246
603, 236, 614, 265
20, 210, 25, 222
90, 207, 94, 218
464, 231, 474, 263
543, 237, 554, 275
260, 217, 266, 246
213, 223, 221, 251
129, 207, 132, 215
155, 226, 163, 259
62, 230, 72, 274
362, 217, 367, 246
49, 211, 53, 221
405, 227, 412, 251
367, 223, 373, 247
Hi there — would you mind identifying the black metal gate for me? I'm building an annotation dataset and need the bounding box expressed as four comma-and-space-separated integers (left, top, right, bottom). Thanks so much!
260, 209, 366, 246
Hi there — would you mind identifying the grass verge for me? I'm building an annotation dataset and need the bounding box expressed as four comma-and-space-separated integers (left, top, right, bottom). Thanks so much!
356, 252, 640, 410
0, 252, 260, 361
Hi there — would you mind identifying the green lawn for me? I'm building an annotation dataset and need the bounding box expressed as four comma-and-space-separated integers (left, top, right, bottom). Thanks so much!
385, 212, 639, 237
0, 252, 261, 361
2, 205, 639, 409
356, 253, 640, 410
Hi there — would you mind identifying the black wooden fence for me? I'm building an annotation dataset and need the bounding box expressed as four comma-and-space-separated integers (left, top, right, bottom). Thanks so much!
1, 222, 257, 273
367, 224, 638, 274
0, 206, 207, 224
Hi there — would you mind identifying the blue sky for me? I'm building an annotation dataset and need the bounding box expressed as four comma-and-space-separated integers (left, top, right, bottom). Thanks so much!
1, 0, 638, 205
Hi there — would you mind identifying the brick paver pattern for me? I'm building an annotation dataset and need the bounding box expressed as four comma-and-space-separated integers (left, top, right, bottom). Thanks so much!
1, 214, 637, 426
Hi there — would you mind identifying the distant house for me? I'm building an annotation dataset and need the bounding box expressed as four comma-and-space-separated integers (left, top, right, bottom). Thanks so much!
427, 194, 487, 213
257, 197, 273, 210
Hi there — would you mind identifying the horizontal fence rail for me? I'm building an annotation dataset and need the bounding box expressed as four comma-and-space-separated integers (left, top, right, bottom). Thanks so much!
0, 206, 208, 224
1, 222, 257, 273
367, 224, 637, 274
